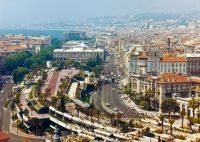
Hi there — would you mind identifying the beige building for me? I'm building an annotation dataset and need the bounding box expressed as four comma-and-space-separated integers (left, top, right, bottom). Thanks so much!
160, 53, 187, 75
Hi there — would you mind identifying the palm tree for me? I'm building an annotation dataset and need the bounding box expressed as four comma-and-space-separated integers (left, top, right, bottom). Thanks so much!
144, 89, 153, 109
187, 117, 193, 132
50, 97, 58, 107
10, 102, 15, 112
89, 109, 94, 122
169, 119, 175, 135
27, 118, 44, 136
24, 108, 30, 116
116, 112, 122, 128
96, 109, 100, 123
76, 105, 81, 117
188, 98, 199, 118
159, 114, 165, 132
27, 74, 33, 83
180, 108, 186, 128
90, 74, 94, 82
109, 113, 115, 125
85, 109, 90, 120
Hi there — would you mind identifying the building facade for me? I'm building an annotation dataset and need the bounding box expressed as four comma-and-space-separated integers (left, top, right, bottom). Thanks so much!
184, 53, 200, 76
160, 54, 187, 75
53, 43, 104, 63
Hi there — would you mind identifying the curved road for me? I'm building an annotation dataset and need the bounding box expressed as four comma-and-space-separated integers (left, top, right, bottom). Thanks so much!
94, 55, 140, 118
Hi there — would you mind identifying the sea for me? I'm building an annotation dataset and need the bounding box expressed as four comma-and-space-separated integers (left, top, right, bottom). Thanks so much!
0, 29, 67, 39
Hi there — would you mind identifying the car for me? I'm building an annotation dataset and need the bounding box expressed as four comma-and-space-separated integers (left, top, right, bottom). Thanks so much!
119, 111, 124, 114
113, 107, 118, 111
105, 103, 110, 106
130, 107, 135, 110
112, 88, 116, 91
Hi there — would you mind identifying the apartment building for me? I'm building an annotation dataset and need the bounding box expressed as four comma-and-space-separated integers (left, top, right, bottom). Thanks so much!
160, 53, 187, 75
183, 53, 200, 76
0, 35, 50, 57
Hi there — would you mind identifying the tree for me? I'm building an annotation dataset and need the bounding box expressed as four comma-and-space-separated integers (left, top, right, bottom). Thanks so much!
96, 109, 100, 123
161, 98, 179, 117
27, 118, 44, 136
89, 109, 94, 122
140, 101, 149, 110
109, 113, 115, 125
50, 97, 58, 107
59, 95, 66, 112
188, 98, 199, 118
42, 72, 48, 81
169, 119, 175, 135
159, 114, 164, 132
76, 105, 81, 117
12, 114, 18, 121
10, 102, 16, 112
116, 112, 122, 128
144, 89, 154, 109
187, 117, 193, 132
12, 67, 29, 83
24, 108, 30, 116
27, 73, 34, 83
180, 108, 186, 128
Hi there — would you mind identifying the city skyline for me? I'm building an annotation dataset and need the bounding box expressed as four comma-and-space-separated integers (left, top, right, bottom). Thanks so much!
0, 0, 200, 26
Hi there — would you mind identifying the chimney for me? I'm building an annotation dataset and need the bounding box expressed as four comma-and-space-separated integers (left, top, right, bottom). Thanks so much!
167, 37, 170, 47
167, 37, 171, 53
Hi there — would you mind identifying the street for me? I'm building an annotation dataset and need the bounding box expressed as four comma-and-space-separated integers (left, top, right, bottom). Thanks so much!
0, 77, 13, 130
94, 55, 140, 118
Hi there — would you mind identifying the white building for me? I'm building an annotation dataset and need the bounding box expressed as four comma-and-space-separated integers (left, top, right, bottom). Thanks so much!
53, 43, 104, 63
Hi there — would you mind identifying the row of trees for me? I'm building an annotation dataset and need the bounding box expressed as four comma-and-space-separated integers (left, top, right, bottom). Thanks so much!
159, 97, 200, 135
161, 97, 199, 119
4, 38, 61, 83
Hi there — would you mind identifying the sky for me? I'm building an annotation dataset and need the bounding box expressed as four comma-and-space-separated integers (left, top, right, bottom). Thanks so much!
0, 0, 200, 26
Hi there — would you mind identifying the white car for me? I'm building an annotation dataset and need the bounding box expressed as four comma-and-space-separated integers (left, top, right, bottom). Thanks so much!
113, 107, 118, 111
105, 103, 110, 106
112, 88, 116, 91
130, 107, 135, 110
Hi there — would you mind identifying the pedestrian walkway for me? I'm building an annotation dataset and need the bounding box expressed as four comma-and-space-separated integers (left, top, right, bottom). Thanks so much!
68, 82, 78, 99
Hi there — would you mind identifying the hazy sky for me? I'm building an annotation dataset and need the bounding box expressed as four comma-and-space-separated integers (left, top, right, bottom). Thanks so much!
0, 0, 200, 26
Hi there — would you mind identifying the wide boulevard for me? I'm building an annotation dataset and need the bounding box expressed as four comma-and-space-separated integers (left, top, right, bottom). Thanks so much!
94, 55, 140, 118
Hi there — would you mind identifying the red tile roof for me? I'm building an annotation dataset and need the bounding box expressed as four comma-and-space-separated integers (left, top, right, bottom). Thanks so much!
158, 73, 190, 84
160, 56, 186, 63
139, 52, 148, 59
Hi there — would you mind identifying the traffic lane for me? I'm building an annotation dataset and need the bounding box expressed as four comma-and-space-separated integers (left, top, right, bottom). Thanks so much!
93, 88, 105, 112
113, 92, 140, 118
0, 79, 13, 130
102, 83, 115, 108
104, 82, 140, 118
2, 107, 11, 132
